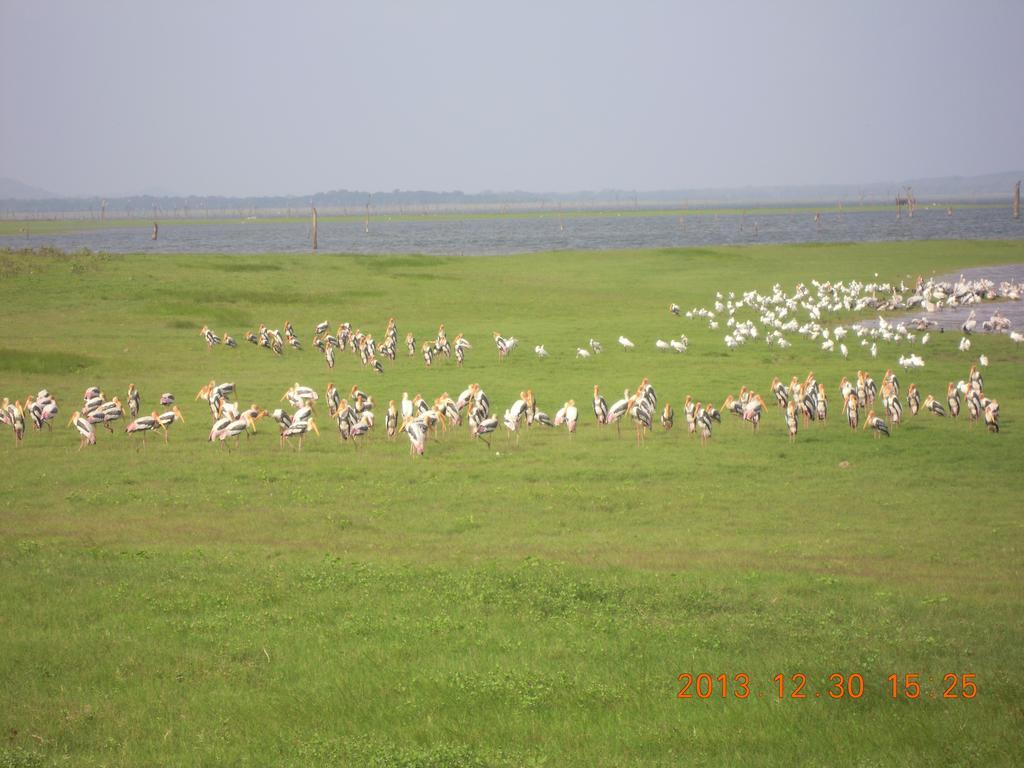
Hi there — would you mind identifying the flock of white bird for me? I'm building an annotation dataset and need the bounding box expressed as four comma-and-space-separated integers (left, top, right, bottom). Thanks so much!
680, 274, 1023, 365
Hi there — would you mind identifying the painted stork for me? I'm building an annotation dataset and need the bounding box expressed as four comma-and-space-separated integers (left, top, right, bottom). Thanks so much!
947, 382, 960, 418
984, 399, 1000, 433
696, 402, 713, 446
844, 393, 859, 429
280, 417, 320, 450
125, 411, 165, 447
606, 392, 632, 436
771, 377, 788, 408
471, 415, 499, 447
127, 384, 141, 419
661, 403, 674, 430
864, 410, 890, 438
68, 410, 96, 449
905, 384, 919, 416
454, 335, 471, 366
593, 385, 608, 425
156, 406, 186, 442
554, 400, 579, 435
923, 395, 946, 417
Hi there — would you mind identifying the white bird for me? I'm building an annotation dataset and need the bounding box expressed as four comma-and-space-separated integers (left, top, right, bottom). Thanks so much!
840, 343, 849, 359
576, 348, 591, 359
959, 336, 972, 353
534, 344, 549, 359
617, 336, 634, 351
589, 338, 603, 354
978, 354, 989, 367
1010, 331, 1023, 343
898, 354, 925, 370
921, 333, 930, 345
655, 339, 670, 351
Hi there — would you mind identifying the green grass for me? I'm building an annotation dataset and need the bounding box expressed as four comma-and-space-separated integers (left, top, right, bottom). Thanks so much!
1, 241, 1022, 766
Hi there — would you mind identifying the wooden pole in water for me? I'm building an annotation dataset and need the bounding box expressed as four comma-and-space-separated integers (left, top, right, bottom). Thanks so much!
1014, 181, 1021, 219
312, 206, 318, 250
151, 222, 158, 240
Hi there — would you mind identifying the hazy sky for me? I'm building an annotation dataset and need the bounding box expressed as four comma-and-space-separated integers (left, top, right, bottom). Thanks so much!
2, 1, 1022, 197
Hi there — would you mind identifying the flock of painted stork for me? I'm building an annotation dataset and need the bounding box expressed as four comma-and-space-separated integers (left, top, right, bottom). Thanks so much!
200, 319, 688, 370
1, 356, 1000, 454
201, 320, 475, 373
4, 271, 1016, 454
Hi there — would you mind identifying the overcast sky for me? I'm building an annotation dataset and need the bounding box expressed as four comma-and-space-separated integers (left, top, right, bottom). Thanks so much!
1, 0, 1022, 197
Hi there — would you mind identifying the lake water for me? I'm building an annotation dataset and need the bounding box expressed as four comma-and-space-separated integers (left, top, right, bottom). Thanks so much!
3, 205, 1021, 256
912, 264, 1024, 332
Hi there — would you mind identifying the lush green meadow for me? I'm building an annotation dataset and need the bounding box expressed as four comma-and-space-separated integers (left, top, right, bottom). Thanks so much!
1, 240, 1022, 766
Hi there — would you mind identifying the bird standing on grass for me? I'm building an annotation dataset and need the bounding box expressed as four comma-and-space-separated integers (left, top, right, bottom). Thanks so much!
947, 382, 960, 418
785, 401, 798, 442
696, 402, 713, 446
157, 406, 186, 442
68, 410, 96, 449
906, 384, 920, 416
592, 385, 608, 425
605, 392, 631, 437
924, 395, 946, 417
127, 384, 141, 419
661, 403, 674, 430
125, 411, 165, 447
844, 393, 859, 430
984, 399, 1000, 433
864, 410, 890, 438
280, 417, 319, 450
471, 415, 499, 447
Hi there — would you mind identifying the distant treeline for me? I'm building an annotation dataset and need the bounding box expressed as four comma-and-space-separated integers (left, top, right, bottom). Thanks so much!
2, 171, 1020, 217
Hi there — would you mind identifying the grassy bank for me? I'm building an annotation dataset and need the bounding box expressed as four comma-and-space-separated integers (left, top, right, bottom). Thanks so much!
1, 241, 1022, 766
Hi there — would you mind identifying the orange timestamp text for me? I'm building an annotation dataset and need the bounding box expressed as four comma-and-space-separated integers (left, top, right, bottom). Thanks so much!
676, 673, 978, 700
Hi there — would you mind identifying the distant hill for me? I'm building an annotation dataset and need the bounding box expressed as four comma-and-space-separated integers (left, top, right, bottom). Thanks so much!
0, 177, 53, 200
1, 172, 1021, 216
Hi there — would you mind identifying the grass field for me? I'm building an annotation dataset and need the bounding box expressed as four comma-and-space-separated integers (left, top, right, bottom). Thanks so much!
1, 240, 1023, 766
